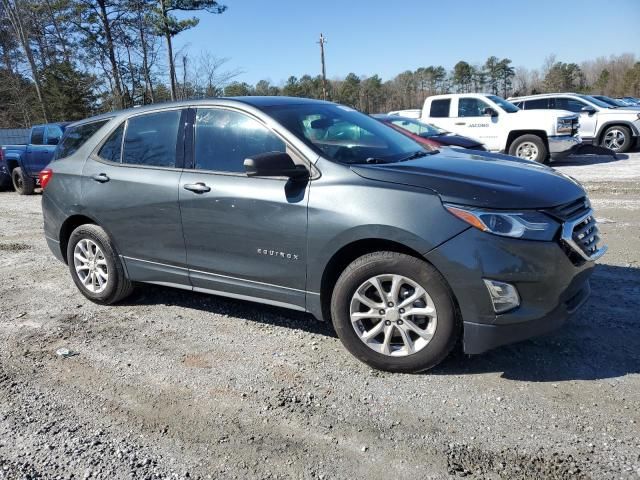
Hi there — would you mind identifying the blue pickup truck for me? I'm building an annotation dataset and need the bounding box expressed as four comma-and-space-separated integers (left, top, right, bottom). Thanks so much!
0, 123, 69, 195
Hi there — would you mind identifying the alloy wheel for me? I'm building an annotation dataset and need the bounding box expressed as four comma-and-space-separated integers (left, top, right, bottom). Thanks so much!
73, 238, 109, 293
603, 129, 626, 151
515, 142, 539, 160
349, 274, 438, 357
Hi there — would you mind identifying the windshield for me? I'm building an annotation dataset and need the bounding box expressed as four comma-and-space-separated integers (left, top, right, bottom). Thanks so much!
264, 103, 428, 164
485, 95, 520, 113
593, 95, 626, 107
577, 94, 611, 109
385, 117, 445, 137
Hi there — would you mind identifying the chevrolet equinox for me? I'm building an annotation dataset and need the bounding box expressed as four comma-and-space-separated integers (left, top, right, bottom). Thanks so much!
41, 97, 607, 373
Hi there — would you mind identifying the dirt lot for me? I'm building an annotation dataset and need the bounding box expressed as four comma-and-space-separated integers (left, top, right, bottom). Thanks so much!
1, 152, 639, 480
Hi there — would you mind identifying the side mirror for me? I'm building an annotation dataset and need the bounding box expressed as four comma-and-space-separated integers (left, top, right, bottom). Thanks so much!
47, 137, 60, 145
244, 151, 309, 179
483, 107, 498, 117
581, 106, 596, 114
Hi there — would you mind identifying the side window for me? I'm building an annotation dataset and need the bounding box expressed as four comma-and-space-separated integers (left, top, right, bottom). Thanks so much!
524, 98, 549, 110
194, 108, 286, 173
430, 99, 451, 118
553, 98, 586, 113
53, 120, 109, 160
458, 98, 490, 117
46, 125, 63, 145
97, 124, 124, 163
122, 110, 181, 168
31, 126, 45, 145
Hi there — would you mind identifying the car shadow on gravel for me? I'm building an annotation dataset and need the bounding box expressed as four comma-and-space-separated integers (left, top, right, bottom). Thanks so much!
555, 152, 629, 166
122, 284, 337, 338
433, 264, 640, 382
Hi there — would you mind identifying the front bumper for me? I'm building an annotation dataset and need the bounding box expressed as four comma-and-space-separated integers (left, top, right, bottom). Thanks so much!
548, 135, 582, 159
424, 227, 597, 354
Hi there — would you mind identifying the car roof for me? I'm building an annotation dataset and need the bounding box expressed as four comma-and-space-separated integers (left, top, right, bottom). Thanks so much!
64, 96, 335, 129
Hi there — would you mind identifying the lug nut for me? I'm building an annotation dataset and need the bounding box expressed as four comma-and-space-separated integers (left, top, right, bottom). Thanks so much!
399, 308, 405, 314
384, 320, 391, 326
397, 320, 403, 325
379, 309, 385, 315
388, 302, 394, 307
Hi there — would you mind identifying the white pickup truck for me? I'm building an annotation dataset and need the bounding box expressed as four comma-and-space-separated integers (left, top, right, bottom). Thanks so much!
419, 93, 581, 163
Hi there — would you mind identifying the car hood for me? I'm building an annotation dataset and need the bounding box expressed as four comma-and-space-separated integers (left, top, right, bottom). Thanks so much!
350, 148, 585, 209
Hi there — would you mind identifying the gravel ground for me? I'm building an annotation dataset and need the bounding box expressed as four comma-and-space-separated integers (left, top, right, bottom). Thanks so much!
1, 152, 639, 480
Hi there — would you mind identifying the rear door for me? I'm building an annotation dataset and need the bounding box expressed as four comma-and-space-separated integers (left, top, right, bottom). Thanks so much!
82, 108, 190, 286
25, 126, 46, 176
179, 107, 309, 310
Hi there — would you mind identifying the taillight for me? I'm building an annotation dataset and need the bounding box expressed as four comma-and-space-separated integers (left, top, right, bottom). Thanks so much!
39, 168, 53, 189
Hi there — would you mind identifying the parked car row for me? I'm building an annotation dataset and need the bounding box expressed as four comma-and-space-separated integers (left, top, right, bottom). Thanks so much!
508, 93, 640, 153
386, 92, 640, 162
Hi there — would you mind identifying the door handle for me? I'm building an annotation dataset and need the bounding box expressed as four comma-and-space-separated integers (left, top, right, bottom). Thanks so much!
183, 182, 211, 193
91, 173, 110, 183
454, 122, 466, 125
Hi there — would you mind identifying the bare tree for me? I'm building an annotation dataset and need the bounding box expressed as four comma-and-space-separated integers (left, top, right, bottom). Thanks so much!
1, 0, 49, 121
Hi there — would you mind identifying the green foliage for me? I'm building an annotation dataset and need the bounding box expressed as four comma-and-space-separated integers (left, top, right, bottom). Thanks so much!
544, 62, 586, 92
223, 81, 252, 96
41, 61, 97, 121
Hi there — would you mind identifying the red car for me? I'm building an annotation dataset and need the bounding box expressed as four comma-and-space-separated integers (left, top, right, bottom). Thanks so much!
373, 115, 487, 151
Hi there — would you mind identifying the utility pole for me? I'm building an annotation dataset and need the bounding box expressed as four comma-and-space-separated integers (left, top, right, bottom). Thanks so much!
318, 33, 328, 100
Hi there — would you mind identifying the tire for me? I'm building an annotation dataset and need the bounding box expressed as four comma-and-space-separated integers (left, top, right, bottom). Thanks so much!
11, 167, 36, 195
600, 125, 632, 153
508, 134, 548, 163
67, 224, 133, 305
330, 252, 459, 373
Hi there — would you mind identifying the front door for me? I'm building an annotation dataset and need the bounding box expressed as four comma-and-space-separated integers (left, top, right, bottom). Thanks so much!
179, 107, 309, 310
552, 97, 598, 139
81, 108, 190, 286
452, 97, 500, 150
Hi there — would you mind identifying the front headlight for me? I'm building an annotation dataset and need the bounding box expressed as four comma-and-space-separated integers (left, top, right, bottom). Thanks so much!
444, 204, 559, 241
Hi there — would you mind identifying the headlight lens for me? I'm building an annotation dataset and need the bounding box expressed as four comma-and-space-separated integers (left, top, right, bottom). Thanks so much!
444, 204, 559, 241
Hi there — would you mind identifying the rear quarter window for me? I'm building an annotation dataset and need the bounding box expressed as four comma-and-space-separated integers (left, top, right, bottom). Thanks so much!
429, 99, 451, 118
54, 120, 110, 160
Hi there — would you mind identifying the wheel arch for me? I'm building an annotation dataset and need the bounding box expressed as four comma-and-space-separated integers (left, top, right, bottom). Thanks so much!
596, 121, 638, 143
318, 238, 451, 322
58, 214, 97, 264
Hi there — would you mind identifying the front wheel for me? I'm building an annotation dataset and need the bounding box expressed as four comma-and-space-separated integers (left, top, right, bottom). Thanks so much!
11, 167, 36, 195
601, 125, 632, 153
330, 252, 459, 373
67, 224, 133, 305
508, 134, 548, 163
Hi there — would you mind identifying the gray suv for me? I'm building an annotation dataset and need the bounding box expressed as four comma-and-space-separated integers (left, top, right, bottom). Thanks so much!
41, 97, 607, 373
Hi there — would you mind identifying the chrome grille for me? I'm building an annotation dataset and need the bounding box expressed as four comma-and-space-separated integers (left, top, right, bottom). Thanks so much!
560, 209, 607, 261
572, 214, 599, 257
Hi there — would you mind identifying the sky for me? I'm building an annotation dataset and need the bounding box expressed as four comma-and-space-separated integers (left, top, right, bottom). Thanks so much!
173, 0, 640, 86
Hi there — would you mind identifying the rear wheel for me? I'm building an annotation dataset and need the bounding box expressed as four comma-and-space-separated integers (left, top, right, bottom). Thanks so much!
67, 224, 133, 305
11, 167, 35, 195
600, 125, 632, 153
330, 252, 459, 373
508, 134, 548, 163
